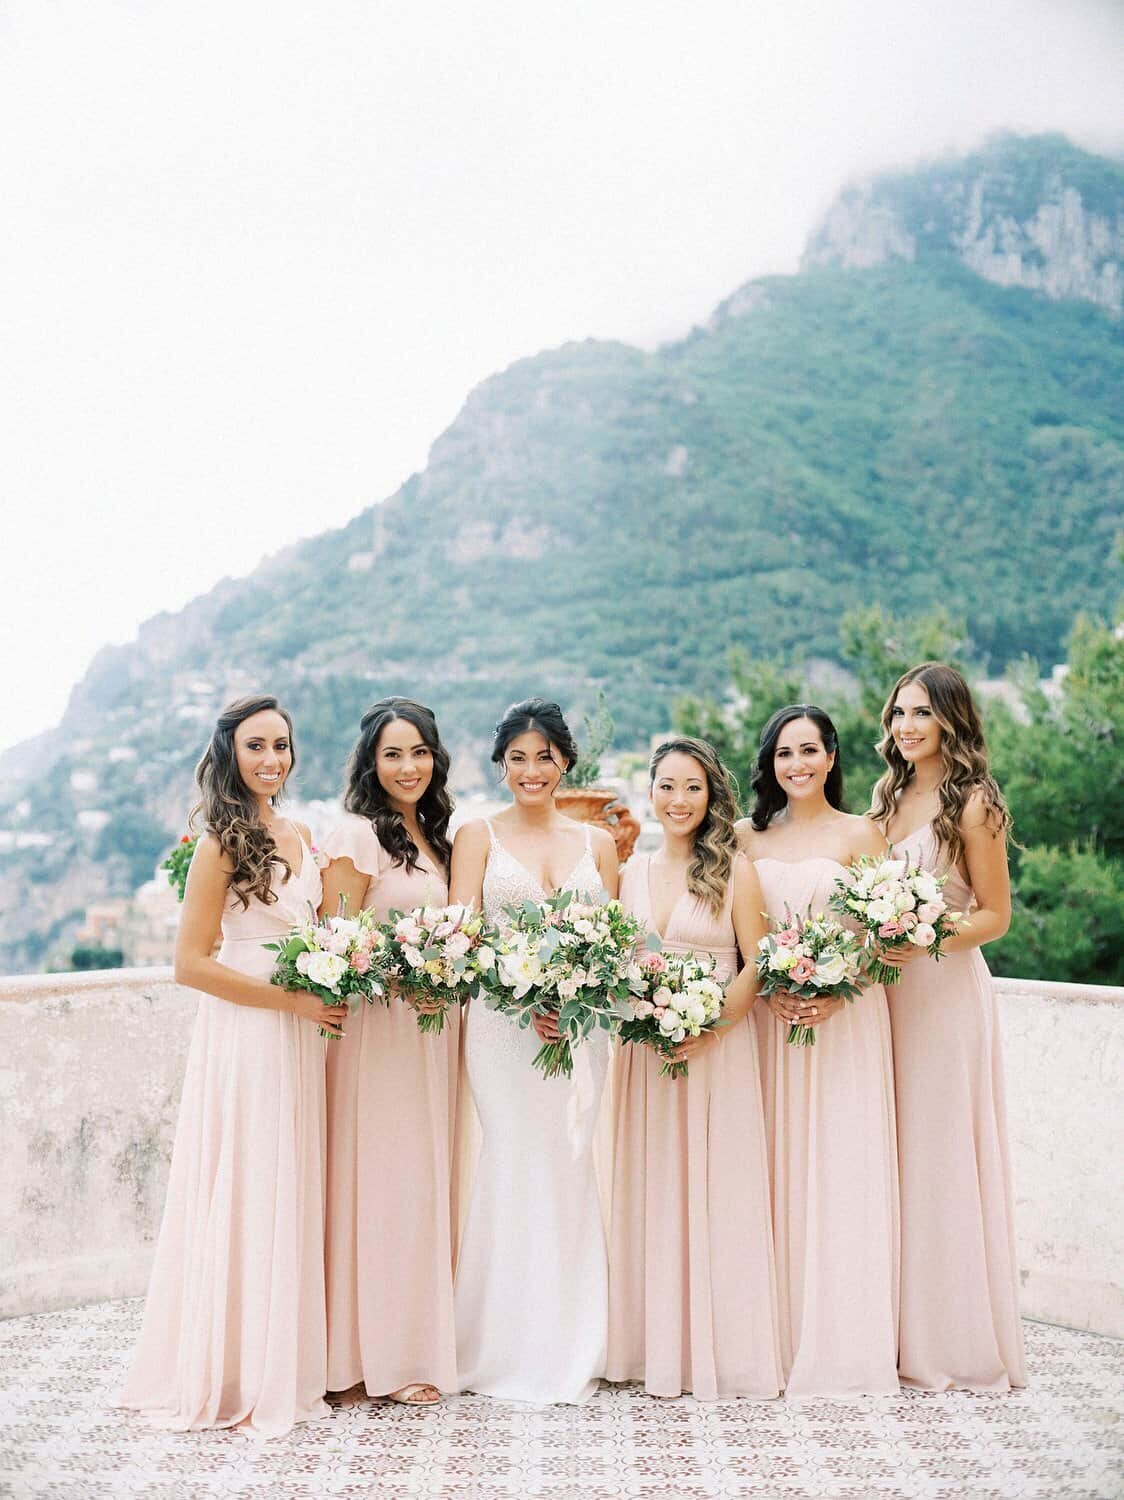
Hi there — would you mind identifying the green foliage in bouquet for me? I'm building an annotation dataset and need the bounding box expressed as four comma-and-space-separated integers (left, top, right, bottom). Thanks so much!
476, 888, 643, 1077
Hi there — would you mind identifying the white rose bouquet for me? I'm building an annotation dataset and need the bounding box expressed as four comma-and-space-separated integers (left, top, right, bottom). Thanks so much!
475, 889, 644, 1078
617, 942, 727, 1079
264, 904, 387, 1039
754, 907, 866, 1047
383, 903, 496, 1034
831, 852, 961, 986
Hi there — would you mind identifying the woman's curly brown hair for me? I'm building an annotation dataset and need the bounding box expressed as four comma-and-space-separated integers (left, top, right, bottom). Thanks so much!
870, 662, 1012, 870
191, 694, 296, 910
649, 736, 740, 915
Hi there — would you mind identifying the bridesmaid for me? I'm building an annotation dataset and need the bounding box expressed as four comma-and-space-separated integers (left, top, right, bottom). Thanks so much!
871, 662, 1026, 1391
320, 697, 459, 1405
607, 737, 782, 1400
736, 704, 900, 1396
121, 695, 339, 1437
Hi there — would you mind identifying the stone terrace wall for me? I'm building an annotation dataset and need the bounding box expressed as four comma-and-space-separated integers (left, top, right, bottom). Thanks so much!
1, 970, 1121, 1334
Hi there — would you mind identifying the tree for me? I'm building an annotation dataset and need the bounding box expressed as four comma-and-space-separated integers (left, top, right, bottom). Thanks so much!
673, 607, 963, 814
989, 613, 1124, 859
673, 651, 804, 811
833, 605, 969, 808
71, 946, 125, 971
672, 596, 1124, 985
988, 844, 1124, 985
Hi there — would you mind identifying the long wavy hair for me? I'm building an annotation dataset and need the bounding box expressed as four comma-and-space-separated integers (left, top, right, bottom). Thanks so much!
343, 698, 454, 874
871, 662, 1012, 869
191, 694, 296, 910
748, 704, 845, 831
650, 736, 739, 915
491, 697, 578, 777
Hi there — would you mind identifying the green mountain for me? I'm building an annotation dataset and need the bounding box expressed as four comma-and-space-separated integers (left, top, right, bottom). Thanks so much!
2, 133, 1122, 973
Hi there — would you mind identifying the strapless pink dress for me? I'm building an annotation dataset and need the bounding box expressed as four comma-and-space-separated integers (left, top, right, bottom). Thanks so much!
321, 815, 459, 1396
121, 837, 329, 1437
754, 857, 899, 1396
890, 823, 1026, 1390
607, 854, 782, 1398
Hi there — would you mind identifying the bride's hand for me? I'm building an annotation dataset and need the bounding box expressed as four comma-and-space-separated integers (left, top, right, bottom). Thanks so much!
532, 1009, 561, 1042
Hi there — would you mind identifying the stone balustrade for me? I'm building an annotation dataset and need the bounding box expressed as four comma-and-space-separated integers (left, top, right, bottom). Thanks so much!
1, 968, 1120, 1336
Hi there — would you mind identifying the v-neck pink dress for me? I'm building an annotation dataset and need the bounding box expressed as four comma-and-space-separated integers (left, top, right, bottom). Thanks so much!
889, 823, 1026, 1391
321, 814, 460, 1396
606, 853, 783, 1399
121, 833, 330, 1437
753, 857, 900, 1397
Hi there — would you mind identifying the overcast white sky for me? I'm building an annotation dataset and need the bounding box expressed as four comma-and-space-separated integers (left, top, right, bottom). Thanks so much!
1, 0, 1121, 754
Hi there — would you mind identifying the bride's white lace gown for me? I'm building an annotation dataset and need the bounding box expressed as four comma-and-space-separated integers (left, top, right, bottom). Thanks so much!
455, 820, 610, 1403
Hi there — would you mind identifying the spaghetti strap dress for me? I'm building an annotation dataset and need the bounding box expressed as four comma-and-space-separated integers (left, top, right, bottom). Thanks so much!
889, 823, 1026, 1390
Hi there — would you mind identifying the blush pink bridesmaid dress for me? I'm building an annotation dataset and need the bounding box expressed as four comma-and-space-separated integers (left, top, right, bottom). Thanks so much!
121, 834, 330, 1437
890, 823, 1026, 1391
753, 857, 900, 1397
321, 814, 459, 1397
607, 853, 783, 1399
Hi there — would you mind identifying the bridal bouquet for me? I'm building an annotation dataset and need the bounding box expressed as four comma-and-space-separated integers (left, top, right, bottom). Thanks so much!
383, 903, 496, 1034
264, 906, 387, 1039
476, 890, 644, 1078
831, 852, 961, 986
754, 908, 866, 1047
617, 944, 727, 1079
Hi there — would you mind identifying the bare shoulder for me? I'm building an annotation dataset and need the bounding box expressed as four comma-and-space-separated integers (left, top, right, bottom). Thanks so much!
733, 817, 761, 854
961, 785, 1002, 834
192, 830, 225, 869
293, 820, 313, 846
588, 823, 617, 857
194, 830, 237, 879
182, 831, 232, 895
732, 849, 762, 893
452, 818, 492, 852
841, 811, 887, 859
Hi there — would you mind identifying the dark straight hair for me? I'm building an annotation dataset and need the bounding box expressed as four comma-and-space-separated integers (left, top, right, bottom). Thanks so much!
491, 697, 578, 775
748, 703, 845, 831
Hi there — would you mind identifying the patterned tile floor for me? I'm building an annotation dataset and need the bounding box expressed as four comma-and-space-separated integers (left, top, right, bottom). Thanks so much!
0, 1303, 1120, 1499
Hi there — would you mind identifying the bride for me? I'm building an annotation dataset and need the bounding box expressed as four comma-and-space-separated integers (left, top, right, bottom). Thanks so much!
450, 698, 619, 1403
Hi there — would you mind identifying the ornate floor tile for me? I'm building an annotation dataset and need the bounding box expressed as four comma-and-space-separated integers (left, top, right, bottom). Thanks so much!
0, 1302, 1119, 1498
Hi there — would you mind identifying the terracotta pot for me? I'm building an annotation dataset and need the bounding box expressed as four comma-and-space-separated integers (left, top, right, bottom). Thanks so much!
555, 786, 641, 863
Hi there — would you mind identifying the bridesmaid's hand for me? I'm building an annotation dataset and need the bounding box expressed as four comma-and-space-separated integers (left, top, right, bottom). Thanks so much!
877, 944, 925, 970
766, 991, 845, 1028
668, 1028, 719, 1065
532, 1009, 561, 1042
401, 990, 445, 1016
287, 990, 347, 1038
389, 979, 444, 1015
